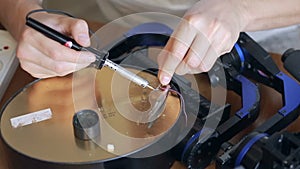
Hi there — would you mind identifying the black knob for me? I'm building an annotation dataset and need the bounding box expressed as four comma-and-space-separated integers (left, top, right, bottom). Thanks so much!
73, 109, 100, 140
282, 48, 300, 82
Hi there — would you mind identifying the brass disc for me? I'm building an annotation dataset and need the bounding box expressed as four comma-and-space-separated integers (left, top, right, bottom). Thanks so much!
0, 67, 180, 164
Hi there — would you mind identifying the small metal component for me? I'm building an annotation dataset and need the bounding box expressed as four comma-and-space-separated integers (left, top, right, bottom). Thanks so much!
73, 109, 100, 140
104, 59, 155, 90
146, 84, 155, 90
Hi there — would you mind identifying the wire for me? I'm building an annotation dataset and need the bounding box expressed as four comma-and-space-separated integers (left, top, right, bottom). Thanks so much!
168, 88, 188, 125
26, 9, 75, 19
25, 9, 96, 37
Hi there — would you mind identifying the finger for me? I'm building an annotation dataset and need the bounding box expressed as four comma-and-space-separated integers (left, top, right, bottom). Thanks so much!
199, 45, 219, 72
175, 46, 218, 75
174, 59, 192, 75
177, 46, 219, 74
186, 33, 211, 68
175, 33, 210, 75
23, 28, 95, 63
210, 27, 236, 56
157, 50, 175, 85
60, 17, 91, 47
196, 27, 236, 72
18, 44, 91, 77
158, 19, 197, 85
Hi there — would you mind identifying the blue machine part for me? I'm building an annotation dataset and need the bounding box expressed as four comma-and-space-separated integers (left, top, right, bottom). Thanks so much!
234, 40, 300, 119
234, 43, 245, 71
235, 75, 259, 119
180, 127, 214, 161
235, 133, 268, 167
276, 72, 300, 117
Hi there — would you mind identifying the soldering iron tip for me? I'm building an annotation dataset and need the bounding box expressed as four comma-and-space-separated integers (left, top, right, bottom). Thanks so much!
147, 85, 155, 90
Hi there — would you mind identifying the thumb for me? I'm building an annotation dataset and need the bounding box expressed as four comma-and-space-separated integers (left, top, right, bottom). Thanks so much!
69, 19, 91, 47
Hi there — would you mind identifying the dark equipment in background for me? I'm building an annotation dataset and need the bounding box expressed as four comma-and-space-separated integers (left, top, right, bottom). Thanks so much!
282, 48, 300, 82
216, 33, 300, 169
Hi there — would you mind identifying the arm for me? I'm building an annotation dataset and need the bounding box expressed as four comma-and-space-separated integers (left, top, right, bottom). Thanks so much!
158, 0, 300, 85
0, 0, 95, 78
244, 0, 300, 31
0, 0, 42, 40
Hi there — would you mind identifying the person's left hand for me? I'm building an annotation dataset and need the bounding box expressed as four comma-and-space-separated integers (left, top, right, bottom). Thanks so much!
16, 12, 95, 78
158, 0, 249, 85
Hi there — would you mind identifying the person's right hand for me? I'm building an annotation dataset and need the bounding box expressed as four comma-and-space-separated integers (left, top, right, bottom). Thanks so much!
157, 0, 249, 85
17, 12, 96, 78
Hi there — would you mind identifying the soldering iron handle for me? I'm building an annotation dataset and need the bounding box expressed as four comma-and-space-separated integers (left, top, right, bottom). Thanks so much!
26, 17, 83, 51
25, 16, 152, 89
104, 59, 150, 88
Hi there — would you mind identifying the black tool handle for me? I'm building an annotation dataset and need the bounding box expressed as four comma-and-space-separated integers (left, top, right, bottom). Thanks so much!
282, 48, 300, 82
26, 17, 82, 51
26, 17, 110, 69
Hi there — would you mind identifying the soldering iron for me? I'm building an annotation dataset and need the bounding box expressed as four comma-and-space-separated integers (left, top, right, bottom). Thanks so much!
25, 14, 155, 90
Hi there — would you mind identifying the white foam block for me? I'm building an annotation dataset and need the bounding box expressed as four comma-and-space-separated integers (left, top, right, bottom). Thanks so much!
10, 108, 52, 128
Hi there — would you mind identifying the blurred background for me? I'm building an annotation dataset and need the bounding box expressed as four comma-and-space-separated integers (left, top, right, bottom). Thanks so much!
44, 0, 300, 55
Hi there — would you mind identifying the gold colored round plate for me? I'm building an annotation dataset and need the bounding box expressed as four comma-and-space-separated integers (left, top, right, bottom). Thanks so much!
0, 67, 180, 163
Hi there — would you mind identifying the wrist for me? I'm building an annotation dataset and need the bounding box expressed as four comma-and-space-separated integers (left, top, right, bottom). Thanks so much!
231, 0, 252, 32
0, 0, 43, 40
239, 0, 300, 32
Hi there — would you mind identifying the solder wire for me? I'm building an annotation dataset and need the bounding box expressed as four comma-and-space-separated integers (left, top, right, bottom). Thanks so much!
160, 85, 188, 125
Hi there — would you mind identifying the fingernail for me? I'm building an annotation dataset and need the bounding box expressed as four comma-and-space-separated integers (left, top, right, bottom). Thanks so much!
78, 34, 90, 46
160, 75, 171, 85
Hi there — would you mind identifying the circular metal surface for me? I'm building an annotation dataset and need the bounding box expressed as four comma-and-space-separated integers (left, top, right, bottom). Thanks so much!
0, 67, 180, 164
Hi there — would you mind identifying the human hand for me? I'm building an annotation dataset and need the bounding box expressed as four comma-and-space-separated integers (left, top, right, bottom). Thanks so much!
17, 12, 96, 78
158, 0, 249, 85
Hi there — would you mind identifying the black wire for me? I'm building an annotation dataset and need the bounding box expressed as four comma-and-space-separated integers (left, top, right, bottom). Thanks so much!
26, 9, 75, 19
26, 9, 96, 37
